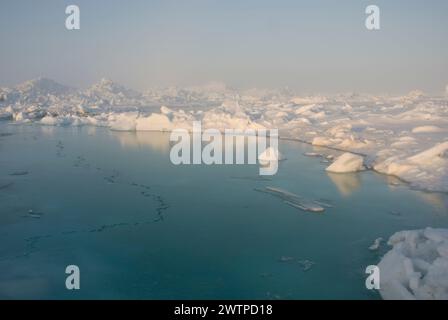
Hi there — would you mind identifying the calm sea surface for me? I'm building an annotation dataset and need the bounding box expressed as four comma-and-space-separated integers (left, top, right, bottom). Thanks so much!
0, 123, 447, 299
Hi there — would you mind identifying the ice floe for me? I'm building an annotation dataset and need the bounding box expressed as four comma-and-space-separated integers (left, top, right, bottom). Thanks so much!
378, 228, 448, 300
255, 187, 327, 213
374, 142, 448, 192
369, 238, 383, 251
325, 152, 365, 173
26, 210, 44, 219
297, 259, 315, 271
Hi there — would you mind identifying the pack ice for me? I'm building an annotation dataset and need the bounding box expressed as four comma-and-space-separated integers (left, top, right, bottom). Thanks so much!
378, 228, 448, 300
2, 78, 448, 300
1, 78, 448, 192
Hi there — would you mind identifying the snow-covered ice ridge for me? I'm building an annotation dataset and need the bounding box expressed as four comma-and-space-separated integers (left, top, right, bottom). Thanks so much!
1, 78, 448, 192
379, 228, 448, 300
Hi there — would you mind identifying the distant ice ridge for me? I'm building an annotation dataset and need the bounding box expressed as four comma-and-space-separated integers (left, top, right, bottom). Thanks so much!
378, 228, 448, 300
1, 77, 448, 191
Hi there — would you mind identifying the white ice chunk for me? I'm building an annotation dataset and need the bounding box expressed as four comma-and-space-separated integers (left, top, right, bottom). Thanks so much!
412, 126, 447, 133
378, 228, 448, 300
369, 237, 383, 251
325, 152, 365, 173
109, 112, 138, 131
136, 113, 173, 131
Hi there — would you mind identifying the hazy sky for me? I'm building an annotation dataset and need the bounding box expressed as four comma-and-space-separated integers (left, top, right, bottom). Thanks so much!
0, 0, 447, 94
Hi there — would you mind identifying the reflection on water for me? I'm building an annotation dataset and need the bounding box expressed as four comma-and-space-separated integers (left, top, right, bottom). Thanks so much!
111, 131, 251, 156
311, 145, 335, 156
381, 173, 448, 215
326, 172, 362, 197
415, 192, 448, 215
111, 131, 172, 154
86, 126, 98, 136
39, 126, 55, 136
382, 174, 404, 187
111, 130, 277, 169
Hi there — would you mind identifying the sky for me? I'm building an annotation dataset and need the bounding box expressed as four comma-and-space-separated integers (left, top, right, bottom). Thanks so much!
0, 0, 447, 94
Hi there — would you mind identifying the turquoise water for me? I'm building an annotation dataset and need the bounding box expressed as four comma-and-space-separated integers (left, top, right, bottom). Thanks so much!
0, 123, 447, 299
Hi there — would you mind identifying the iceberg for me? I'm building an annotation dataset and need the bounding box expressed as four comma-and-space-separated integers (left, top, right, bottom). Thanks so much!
325, 152, 365, 173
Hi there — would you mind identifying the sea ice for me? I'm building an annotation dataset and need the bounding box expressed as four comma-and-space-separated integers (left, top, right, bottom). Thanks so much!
136, 113, 174, 131
378, 228, 448, 300
297, 259, 315, 271
374, 142, 448, 192
109, 112, 138, 131
255, 187, 326, 213
412, 126, 447, 133
369, 237, 383, 251
325, 153, 365, 173
2, 78, 448, 192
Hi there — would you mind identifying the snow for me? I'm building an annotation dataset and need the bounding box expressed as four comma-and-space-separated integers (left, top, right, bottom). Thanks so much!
40, 116, 59, 126
378, 228, 448, 300
412, 126, 447, 133
136, 113, 174, 131
325, 153, 365, 173
109, 112, 138, 131
1, 78, 448, 192
374, 142, 448, 192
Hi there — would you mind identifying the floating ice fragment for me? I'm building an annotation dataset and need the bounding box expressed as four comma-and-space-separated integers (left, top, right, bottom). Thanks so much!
255, 187, 326, 213
369, 237, 383, 251
284, 200, 324, 213
303, 152, 323, 157
278, 256, 295, 263
312, 199, 333, 208
27, 210, 44, 219
297, 259, 315, 271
